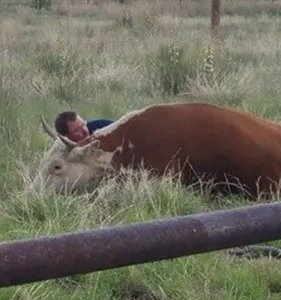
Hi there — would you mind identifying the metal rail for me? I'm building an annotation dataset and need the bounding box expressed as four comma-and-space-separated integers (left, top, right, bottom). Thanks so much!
0, 201, 281, 288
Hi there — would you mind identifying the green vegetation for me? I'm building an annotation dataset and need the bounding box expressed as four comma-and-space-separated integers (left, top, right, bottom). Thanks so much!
1, 0, 281, 299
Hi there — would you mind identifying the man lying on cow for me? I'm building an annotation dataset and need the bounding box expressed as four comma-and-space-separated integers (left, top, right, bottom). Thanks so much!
54, 111, 113, 147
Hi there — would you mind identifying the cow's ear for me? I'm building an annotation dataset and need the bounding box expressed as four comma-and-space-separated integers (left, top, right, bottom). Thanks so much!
71, 140, 101, 160
83, 140, 103, 158
89, 140, 101, 151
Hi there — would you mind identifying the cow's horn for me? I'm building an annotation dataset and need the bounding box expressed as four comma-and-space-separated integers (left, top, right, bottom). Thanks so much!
40, 115, 57, 140
58, 134, 77, 150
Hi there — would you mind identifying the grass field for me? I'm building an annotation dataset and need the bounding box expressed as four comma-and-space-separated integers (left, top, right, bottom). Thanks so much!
1, 0, 281, 299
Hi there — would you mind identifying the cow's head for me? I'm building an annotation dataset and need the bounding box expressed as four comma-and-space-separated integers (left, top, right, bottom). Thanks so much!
28, 117, 113, 194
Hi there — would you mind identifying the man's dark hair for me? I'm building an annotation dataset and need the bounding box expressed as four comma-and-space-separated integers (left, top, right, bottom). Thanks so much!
55, 111, 77, 136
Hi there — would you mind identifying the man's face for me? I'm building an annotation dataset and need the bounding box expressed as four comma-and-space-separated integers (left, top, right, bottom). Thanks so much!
66, 115, 90, 142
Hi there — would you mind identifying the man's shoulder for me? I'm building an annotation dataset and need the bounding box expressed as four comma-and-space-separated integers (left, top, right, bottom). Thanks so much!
86, 118, 113, 134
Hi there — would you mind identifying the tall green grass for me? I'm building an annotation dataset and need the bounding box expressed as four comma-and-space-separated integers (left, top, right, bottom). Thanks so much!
1, 1, 281, 299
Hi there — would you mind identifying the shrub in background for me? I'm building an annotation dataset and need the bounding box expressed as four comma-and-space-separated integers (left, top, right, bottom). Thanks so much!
145, 41, 198, 96
32, 0, 51, 11
116, 9, 134, 28
32, 29, 82, 105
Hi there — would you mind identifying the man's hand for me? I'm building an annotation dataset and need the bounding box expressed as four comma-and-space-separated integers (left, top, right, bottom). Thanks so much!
77, 136, 94, 147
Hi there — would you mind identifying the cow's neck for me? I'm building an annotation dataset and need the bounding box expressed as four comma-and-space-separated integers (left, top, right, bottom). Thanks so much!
93, 108, 145, 152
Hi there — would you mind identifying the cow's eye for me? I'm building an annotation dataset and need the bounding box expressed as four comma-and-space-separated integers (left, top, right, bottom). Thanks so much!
52, 159, 64, 173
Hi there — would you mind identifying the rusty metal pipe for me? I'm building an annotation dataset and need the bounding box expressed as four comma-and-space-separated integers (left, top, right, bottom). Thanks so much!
1, 201, 281, 288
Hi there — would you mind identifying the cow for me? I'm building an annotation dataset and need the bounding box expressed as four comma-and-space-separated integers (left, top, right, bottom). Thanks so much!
29, 102, 281, 199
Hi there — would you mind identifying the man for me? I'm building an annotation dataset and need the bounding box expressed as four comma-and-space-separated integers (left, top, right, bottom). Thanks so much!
54, 111, 113, 146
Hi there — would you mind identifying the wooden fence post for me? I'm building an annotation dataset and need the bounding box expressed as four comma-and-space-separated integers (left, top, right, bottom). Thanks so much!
211, 0, 221, 39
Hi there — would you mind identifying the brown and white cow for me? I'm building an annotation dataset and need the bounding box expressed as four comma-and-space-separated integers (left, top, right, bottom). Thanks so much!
30, 102, 281, 199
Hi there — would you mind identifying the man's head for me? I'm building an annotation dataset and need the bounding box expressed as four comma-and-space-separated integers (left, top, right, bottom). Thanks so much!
55, 111, 90, 142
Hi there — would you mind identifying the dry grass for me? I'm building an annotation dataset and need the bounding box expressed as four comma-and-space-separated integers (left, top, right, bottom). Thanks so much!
1, 1, 281, 299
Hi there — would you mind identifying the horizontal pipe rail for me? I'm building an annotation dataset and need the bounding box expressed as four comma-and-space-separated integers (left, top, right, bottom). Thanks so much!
1, 201, 281, 288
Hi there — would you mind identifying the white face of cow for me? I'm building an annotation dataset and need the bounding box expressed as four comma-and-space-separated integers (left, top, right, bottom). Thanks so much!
29, 139, 113, 194
28, 117, 113, 194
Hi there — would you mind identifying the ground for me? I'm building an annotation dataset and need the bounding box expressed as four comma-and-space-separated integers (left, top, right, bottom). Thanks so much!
1, 0, 281, 299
